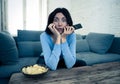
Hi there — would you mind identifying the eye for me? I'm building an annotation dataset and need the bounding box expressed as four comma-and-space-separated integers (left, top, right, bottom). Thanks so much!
53, 17, 58, 22
62, 18, 66, 22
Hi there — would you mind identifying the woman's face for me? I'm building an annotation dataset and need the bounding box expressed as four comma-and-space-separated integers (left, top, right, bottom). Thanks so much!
53, 13, 67, 34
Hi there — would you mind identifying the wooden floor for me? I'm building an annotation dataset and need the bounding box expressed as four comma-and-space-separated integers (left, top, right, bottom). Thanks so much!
9, 62, 120, 84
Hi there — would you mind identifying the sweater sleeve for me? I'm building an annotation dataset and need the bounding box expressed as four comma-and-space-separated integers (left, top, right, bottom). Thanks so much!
61, 33, 76, 68
40, 33, 61, 70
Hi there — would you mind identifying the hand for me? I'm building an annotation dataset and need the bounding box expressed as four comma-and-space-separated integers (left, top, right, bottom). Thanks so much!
62, 26, 74, 38
61, 26, 74, 43
48, 23, 61, 38
48, 23, 61, 44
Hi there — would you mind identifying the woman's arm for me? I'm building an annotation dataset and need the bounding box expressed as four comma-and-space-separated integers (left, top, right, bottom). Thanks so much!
40, 32, 61, 70
61, 33, 76, 68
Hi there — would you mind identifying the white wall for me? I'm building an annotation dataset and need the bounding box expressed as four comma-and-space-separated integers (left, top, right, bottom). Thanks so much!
47, 0, 120, 36
47, 0, 71, 15
71, 0, 120, 36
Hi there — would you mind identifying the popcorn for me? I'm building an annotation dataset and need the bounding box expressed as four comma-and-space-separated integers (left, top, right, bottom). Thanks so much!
22, 64, 48, 75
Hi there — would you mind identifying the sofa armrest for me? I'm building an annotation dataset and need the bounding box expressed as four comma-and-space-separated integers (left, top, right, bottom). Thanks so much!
108, 37, 120, 54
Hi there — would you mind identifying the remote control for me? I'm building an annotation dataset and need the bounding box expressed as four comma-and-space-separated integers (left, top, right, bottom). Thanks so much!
73, 23, 82, 30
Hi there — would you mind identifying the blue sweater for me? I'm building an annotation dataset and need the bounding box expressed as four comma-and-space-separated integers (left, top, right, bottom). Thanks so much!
40, 32, 76, 70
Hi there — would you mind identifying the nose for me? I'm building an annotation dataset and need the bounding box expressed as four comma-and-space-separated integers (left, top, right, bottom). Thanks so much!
58, 21, 62, 25
58, 21, 62, 26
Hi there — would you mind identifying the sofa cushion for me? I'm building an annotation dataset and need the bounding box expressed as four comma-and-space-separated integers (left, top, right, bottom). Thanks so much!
76, 39, 90, 52
86, 32, 114, 54
17, 41, 42, 57
0, 32, 18, 65
76, 52, 120, 65
17, 30, 43, 41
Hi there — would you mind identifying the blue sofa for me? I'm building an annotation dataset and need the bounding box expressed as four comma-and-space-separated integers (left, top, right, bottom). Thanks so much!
0, 30, 120, 84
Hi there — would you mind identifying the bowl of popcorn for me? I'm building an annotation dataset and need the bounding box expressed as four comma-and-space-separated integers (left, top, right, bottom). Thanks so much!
22, 64, 48, 77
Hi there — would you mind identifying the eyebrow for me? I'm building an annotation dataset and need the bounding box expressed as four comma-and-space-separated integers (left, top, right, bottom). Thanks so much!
54, 17, 58, 19
54, 17, 66, 20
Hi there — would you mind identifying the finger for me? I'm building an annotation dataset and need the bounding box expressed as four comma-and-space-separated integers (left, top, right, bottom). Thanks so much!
48, 23, 53, 29
70, 26, 74, 31
52, 24, 56, 29
52, 25, 60, 34
66, 26, 71, 31
71, 27, 74, 33
48, 24, 55, 32
69, 27, 72, 31
65, 26, 69, 31
64, 27, 67, 32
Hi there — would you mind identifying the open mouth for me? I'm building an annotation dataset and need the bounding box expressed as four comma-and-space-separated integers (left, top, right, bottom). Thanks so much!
56, 28, 64, 34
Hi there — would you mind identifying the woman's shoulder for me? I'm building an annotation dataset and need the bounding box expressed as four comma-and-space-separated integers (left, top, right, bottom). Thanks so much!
40, 32, 49, 37
40, 32, 51, 40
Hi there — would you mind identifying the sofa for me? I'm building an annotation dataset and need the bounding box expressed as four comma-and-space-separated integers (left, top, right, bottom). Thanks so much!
0, 30, 120, 84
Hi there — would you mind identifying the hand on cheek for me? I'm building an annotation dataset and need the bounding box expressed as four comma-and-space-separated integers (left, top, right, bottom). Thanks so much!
61, 26, 74, 43
48, 23, 61, 38
63, 26, 74, 35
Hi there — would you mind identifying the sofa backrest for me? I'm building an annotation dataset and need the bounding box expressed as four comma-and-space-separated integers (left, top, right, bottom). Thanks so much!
76, 34, 90, 52
14, 30, 120, 58
76, 32, 120, 55
15, 30, 43, 58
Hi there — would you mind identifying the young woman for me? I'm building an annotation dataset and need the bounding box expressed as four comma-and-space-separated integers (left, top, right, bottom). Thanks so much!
38, 8, 86, 70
